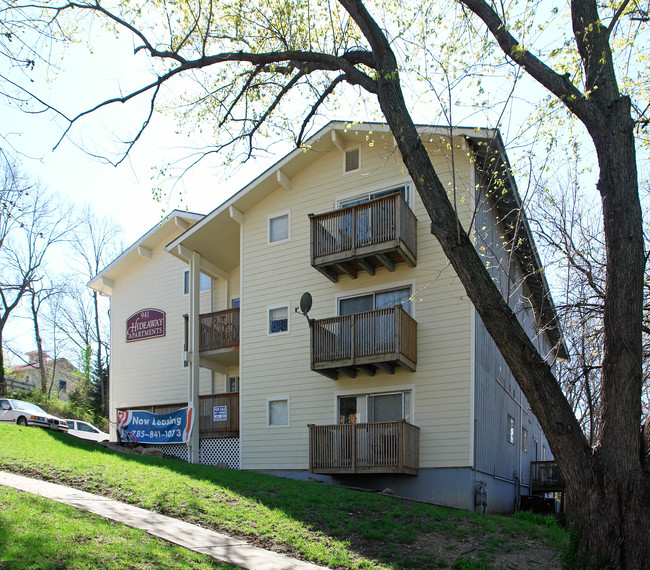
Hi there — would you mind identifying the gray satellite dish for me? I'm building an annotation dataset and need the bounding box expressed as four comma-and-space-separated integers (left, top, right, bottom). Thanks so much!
295, 292, 314, 327
299, 292, 312, 315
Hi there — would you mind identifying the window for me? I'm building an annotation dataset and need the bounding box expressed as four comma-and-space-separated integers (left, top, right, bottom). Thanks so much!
367, 391, 411, 423
58, 380, 67, 393
229, 377, 239, 392
507, 415, 516, 445
183, 270, 211, 294
542, 445, 547, 461
339, 396, 359, 424
338, 286, 412, 316
344, 147, 360, 173
231, 298, 240, 308
78, 422, 96, 433
269, 213, 289, 243
522, 427, 528, 453
339, 184, 410, 209
268, 398, 289, 426
268, 306, 289, 334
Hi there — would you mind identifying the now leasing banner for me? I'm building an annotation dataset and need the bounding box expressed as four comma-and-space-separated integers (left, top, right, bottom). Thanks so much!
117, 407, 194, 444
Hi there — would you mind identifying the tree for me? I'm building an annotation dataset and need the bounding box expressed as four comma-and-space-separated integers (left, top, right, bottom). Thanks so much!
68, 207, 122, 415
28, 276, 66, 395
532, 168, 650, 447
0, 156, 73, 396
2, 0, 648, 565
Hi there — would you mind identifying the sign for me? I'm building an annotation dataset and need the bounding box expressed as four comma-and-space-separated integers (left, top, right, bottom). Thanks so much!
126, 309, 166, 342
116, 407, 193, 444
213, 405, 227, 422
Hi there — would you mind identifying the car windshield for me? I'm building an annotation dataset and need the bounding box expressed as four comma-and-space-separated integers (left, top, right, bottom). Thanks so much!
10, 400, 46, 414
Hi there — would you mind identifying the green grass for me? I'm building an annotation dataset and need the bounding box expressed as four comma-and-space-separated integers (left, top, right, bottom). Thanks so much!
0, 424, 568, 569
0, 487, 231, 569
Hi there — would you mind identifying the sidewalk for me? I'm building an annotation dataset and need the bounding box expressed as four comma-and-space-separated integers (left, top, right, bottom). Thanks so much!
0, 471, 327, 570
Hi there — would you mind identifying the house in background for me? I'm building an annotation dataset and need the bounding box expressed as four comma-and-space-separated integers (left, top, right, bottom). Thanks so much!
11, 351, 80, 401
90, 121, 566, 513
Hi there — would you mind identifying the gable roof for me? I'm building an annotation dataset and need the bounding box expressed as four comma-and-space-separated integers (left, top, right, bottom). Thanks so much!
88, 210, 203, 295
165, 121, 567, 359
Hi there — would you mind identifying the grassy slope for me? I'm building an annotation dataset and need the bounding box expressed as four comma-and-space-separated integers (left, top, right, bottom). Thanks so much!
0, 487, 231, 569
0, 425, 567, 569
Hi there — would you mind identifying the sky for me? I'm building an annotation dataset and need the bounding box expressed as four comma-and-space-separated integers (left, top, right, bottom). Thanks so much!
1, 27, 287, 360
2, 29, 273, 246
0, 5, 618, 363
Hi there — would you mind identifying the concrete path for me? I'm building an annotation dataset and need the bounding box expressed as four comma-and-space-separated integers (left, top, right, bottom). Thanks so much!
0, 471, 327, 570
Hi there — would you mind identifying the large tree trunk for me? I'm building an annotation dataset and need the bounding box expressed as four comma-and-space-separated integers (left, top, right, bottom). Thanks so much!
352, 9, 650, 562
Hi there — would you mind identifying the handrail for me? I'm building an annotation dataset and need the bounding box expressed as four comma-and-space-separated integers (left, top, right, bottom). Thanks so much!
309, 420, 419, 473
312, 306, 417, 366
310, 193, 416, 261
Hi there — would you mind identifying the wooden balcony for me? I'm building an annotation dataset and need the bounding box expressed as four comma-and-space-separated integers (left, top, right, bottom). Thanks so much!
185, 308, 239, 367
118, 392, 239, 438
311, 306, 417, 379
309, 193, 417, 282
530, 461, 564, 493
309, 420, 419, 475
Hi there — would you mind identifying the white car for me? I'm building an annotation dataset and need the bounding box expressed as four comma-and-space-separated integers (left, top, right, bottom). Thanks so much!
0, 398, 67, 431
65, 419, 110, 443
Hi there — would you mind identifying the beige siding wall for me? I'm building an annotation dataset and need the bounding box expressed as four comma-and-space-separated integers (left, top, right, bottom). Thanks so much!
109, 228, 213, 426
240, 135, 476, 470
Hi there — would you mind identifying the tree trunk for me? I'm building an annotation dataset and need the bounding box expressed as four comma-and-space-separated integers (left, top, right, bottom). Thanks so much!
92, 289, 106, 416
0, 330, 6, 396
363, 34, 650, 566
31, 297, 48, 394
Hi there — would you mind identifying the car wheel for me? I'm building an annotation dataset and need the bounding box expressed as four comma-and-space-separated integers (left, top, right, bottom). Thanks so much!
17, 416, 27, 427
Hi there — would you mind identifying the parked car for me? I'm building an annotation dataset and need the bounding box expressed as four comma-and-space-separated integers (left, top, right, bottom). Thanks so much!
0, 398, 67, 431
65, 419, 110, 443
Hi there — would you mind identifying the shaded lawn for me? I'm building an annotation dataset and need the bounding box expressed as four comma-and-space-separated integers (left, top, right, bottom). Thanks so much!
0, 424, 567, 569
0, 486, 232, 569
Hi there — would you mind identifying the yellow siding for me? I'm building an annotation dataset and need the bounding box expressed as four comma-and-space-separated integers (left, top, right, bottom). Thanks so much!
240, 136, 475, 470
109, 228, 212, 426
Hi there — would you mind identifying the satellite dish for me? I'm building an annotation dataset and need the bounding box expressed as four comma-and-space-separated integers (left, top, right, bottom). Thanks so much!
299, 292, 312, 315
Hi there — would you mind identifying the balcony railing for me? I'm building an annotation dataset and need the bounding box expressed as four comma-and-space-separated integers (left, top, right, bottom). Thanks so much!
311, 306, 417, 379
185, 308, 240, 353
309, 420, 419, 475
530, 460, 564, 493
199, 308, 239, 352
309, 193, 417, 282
117, 392, 239, 438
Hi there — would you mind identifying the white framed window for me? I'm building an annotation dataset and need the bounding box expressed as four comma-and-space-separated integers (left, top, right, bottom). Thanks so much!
507, 415, 516, 445
183, 270, 211, 295
269, 212, 290, 243
343, 146, 361, 174
267, 397, 289, 427
231, 297, 240, 308
522, 427, 528, 453
338, 286, 413, 316
268, 306, 289, 335
337, 389, 413, 425
367, 391, 412, 423
338, 183, 411, 209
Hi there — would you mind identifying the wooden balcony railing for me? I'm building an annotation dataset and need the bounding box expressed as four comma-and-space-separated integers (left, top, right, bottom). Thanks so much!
117, 392, 239, 438
530, 460, 564, 493
200, 307, 239, 352
184, 308, 240, 354
309, 193, 417, 282
311, 306, 417, 379
309, 420, 419, 475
